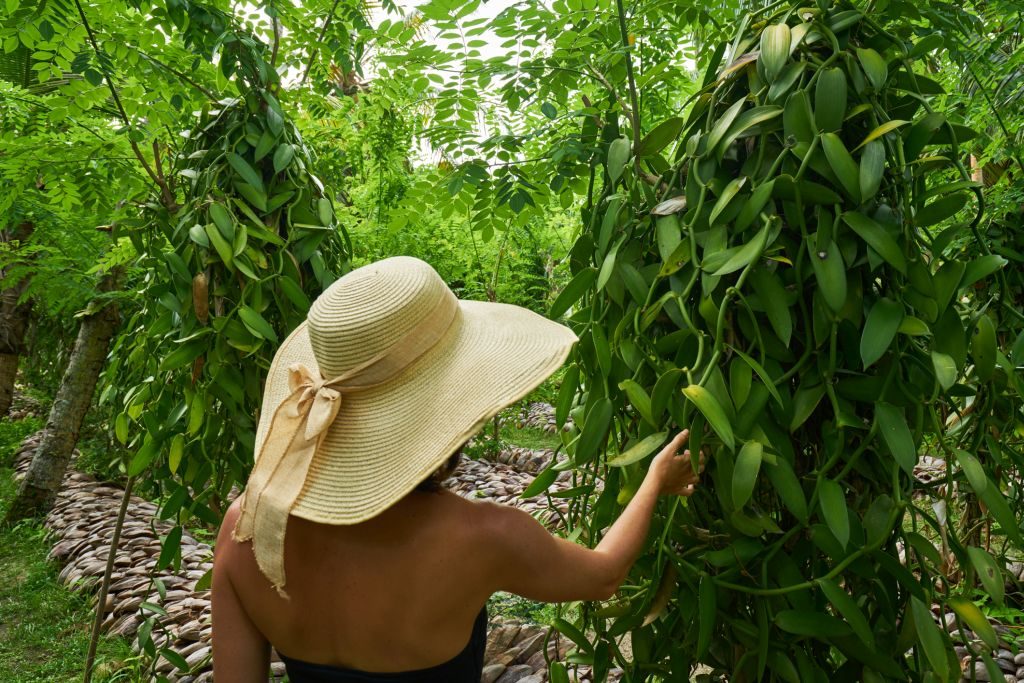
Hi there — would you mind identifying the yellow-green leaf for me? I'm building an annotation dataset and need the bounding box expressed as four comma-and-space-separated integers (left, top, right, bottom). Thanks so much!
607, 431, 669, 467
682, 384, 735, 451
760, 24, 791, 82
855, 119, 909, 150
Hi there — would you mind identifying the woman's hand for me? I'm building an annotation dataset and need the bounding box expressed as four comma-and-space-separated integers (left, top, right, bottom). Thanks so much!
650, 430, 705, 497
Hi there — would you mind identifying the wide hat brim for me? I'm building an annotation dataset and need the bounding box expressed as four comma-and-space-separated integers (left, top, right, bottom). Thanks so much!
252, 299, 577, 525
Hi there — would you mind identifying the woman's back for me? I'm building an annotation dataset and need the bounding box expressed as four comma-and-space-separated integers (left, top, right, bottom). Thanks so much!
217, 489, 497, 673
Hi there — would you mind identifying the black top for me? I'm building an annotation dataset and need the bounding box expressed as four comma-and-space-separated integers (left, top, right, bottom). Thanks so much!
278, 606, 487, 682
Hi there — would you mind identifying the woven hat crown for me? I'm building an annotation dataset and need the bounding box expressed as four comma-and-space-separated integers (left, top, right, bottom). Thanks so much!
307, 256, 457, 378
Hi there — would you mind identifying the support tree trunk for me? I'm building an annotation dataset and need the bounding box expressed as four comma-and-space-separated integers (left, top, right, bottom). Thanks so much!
0, 221, 35, 418
4, 269, 122, 523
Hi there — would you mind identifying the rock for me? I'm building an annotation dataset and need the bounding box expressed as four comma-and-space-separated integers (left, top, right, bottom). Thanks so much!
482, 664, 507, 683
496, 665, 537, 683
964, 661, 991, 681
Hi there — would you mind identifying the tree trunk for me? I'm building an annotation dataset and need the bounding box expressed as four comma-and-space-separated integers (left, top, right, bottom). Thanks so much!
0, 221, 35, 418
4, 269, 122, 523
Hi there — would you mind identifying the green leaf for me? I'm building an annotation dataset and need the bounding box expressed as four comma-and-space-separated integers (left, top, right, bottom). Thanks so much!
842, 212, 907, 274
760, 24, 791, 81
818, 577, 875, 647
273, 144, 295, 173
732, 441, 763, 508
238, 306, 278, 343
607, 137, 631, 185
521, 467, 558, 498
971, 315, 997, 381
159, 342, 205, 373
159, 647, 191, 673
719, 106, 783, 156
696, 575, 716, 657
656, 215, 682, 263
789, 382, 824, 431
911, 597, 949, 681
875, 403, 916, 474
550, 268, 597, 318
707, 98, 746, 153
193, 567, 213, 592
749, 267, 792, 346
158, 526, 182, 570
765, 458, 808, 524
734, 180, 775, 232
819, 479, 849, 548
576, 398, 613, 464
959, 254, 1007, 289
931, 351, 957, 390
898, 316, 930, 336
854, 120, 908, 150
596, 237, 624, 291
549, 662, 570, 683
821, 133, 861, 202
553, 617, 594, 656
860, 298, 903, 368
968, 547, 1005, 606
776, 609, 851, 638
618, 379, 655, 427
541, 102, 557, 119
208, 202, 234, 241
712, 224, 771, 277
810, 240, 847, 312
709, 177, 747, 226
916, 193, 967, 227
637, 117, 683, 157
128, 438, 160, 477
168, 434, 184, 475
607, 431, 668, 467
815, 68, 848, 132
234, 182, 268, 212
947, 597, 997, 650
227, 152, 264, 191
856, 48, 888, 89
682, 385, 735, 451
205, 224, 234, 269
783, 90, 814, 143
115, 413, 129, 445
859, 139, 885, 201
728, 346, 784, 408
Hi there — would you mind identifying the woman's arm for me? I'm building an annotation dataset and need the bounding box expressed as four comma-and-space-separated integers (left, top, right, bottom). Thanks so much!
211, 499, 272, 682
487, 430, 703, 602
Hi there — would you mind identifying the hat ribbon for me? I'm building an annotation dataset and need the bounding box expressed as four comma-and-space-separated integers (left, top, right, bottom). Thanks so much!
232, 292, 459, 596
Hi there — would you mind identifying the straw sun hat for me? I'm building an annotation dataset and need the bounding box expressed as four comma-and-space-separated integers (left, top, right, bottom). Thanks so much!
233, 256, 578, 594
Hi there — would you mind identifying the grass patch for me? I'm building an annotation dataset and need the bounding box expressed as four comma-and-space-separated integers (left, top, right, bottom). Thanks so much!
0, 419, 141, 683
487, 591, 570, 626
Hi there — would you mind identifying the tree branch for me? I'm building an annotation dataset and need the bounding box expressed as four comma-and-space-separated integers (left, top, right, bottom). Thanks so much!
72, 0, 178, 213
301, 0, 343, 85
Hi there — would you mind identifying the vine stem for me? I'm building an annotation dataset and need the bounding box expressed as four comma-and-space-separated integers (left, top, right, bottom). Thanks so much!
614, 0, 642, 160
72, 0, 177, 213
83, 476, 135, 683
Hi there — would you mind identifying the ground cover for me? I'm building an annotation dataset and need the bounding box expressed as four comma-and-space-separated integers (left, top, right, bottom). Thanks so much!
0, 417, 139, 683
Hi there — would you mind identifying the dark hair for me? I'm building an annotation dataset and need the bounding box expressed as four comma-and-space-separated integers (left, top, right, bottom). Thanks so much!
415, 451, 462, 493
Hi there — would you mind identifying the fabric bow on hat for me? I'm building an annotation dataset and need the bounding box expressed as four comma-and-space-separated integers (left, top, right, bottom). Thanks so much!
232, 363, 348, 596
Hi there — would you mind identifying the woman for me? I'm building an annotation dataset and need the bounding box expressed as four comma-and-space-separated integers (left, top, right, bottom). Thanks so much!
212, 256, 704, 682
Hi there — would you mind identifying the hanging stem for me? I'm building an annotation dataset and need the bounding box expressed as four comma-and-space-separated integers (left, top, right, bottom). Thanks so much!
615, 0, 642, 158
83, 476, 135, 683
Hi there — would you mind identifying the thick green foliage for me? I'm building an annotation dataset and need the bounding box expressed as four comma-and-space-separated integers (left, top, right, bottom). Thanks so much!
543, 2, 1023, 680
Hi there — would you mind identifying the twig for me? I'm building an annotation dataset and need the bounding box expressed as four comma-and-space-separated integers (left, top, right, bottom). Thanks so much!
82, 476, 135, 683
71, 0, 178, 213
301, 0, 343, 85
135, 51, 218, 101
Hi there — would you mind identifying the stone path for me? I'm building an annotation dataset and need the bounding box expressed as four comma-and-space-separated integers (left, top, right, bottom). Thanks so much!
11, 430, 619, 683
